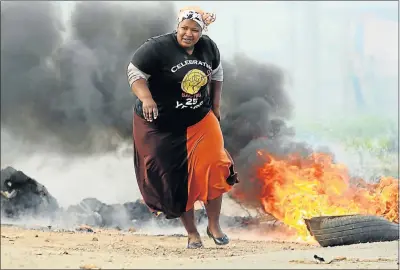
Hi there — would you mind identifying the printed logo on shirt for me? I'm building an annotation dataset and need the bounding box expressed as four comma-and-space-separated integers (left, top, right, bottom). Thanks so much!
181, 69, 208, 95
175, 68, 209, 110
170, 60, 212, 110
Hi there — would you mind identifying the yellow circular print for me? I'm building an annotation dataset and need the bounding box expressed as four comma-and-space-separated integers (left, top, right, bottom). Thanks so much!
181, 69, 208, 95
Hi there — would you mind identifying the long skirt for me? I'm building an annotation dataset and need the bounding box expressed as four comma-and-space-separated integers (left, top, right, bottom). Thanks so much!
133, 111, 236, 219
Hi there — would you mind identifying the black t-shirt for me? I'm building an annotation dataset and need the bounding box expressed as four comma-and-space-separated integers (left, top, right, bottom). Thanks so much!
130, 32, 221, 130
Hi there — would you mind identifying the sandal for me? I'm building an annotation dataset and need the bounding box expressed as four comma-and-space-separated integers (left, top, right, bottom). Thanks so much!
206, 227, 229, 246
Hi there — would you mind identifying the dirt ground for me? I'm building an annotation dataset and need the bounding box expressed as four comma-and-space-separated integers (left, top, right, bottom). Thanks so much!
1, 225, 398, 269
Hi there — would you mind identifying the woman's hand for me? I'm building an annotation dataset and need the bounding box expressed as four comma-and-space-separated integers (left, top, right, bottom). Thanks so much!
142, 97, 158, 122
212, 108, 221, 122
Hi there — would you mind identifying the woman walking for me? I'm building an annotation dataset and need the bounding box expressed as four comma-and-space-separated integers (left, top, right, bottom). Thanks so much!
127, 6, 238, 249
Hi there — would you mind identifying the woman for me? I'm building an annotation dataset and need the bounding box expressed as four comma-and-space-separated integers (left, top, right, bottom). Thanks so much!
126, 6, 238, 249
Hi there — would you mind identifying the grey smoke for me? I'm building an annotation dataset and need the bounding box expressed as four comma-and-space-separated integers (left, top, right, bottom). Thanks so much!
220, 55, 320, 208
221, 54, 318, 160
1, 1, 299, 154
1, 1, 175, 154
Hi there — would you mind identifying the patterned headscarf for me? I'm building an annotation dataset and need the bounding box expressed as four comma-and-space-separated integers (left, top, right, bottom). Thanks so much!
177, 6, 216, 31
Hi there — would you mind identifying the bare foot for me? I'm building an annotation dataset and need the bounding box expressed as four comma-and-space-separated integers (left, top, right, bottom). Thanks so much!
188, 232, 202, 242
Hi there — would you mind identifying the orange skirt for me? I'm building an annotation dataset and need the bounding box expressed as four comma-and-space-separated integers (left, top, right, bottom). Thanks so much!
133, 111, 237, 219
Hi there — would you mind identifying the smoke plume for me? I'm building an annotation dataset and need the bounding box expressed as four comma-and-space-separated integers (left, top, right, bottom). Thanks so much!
220, 56, 319, 209
1, 1, 175, 154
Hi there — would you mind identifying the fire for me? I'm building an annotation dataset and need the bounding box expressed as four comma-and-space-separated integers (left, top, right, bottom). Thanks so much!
244, 151, 399, 240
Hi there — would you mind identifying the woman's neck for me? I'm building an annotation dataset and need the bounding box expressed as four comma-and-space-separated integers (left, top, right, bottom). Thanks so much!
185, 47, 194, 55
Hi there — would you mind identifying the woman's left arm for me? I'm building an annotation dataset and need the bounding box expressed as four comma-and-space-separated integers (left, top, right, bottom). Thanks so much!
210, 63, 223, 121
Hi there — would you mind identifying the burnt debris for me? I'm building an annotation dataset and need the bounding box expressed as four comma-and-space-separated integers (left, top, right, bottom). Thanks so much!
1, 167, 253, 230
1, 166, 59, 220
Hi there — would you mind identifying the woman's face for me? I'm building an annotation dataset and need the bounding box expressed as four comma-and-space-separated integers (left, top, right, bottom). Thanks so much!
176, 19, 202, 49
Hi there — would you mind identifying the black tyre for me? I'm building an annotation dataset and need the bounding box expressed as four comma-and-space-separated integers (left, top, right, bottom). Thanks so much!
304, 214, 399, 247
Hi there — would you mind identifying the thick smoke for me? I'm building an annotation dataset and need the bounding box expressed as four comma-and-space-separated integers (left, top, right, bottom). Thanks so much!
1, 1, 301, 155
220, 56, 327, 209
1, 1, 175, 154
221, 56, 295, 156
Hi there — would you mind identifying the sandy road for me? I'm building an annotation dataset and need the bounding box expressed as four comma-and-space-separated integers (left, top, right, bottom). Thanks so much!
1, 225, 398, 269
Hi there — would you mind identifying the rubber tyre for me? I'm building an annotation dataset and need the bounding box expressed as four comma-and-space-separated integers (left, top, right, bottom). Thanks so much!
304, 214, 399, 247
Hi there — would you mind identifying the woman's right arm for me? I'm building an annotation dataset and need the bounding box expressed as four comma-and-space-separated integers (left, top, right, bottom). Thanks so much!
127, 63, 158, 121
127, 40, 159, 122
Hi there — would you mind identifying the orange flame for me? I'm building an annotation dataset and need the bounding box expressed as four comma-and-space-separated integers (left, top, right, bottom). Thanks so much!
238, 151, 399, 240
